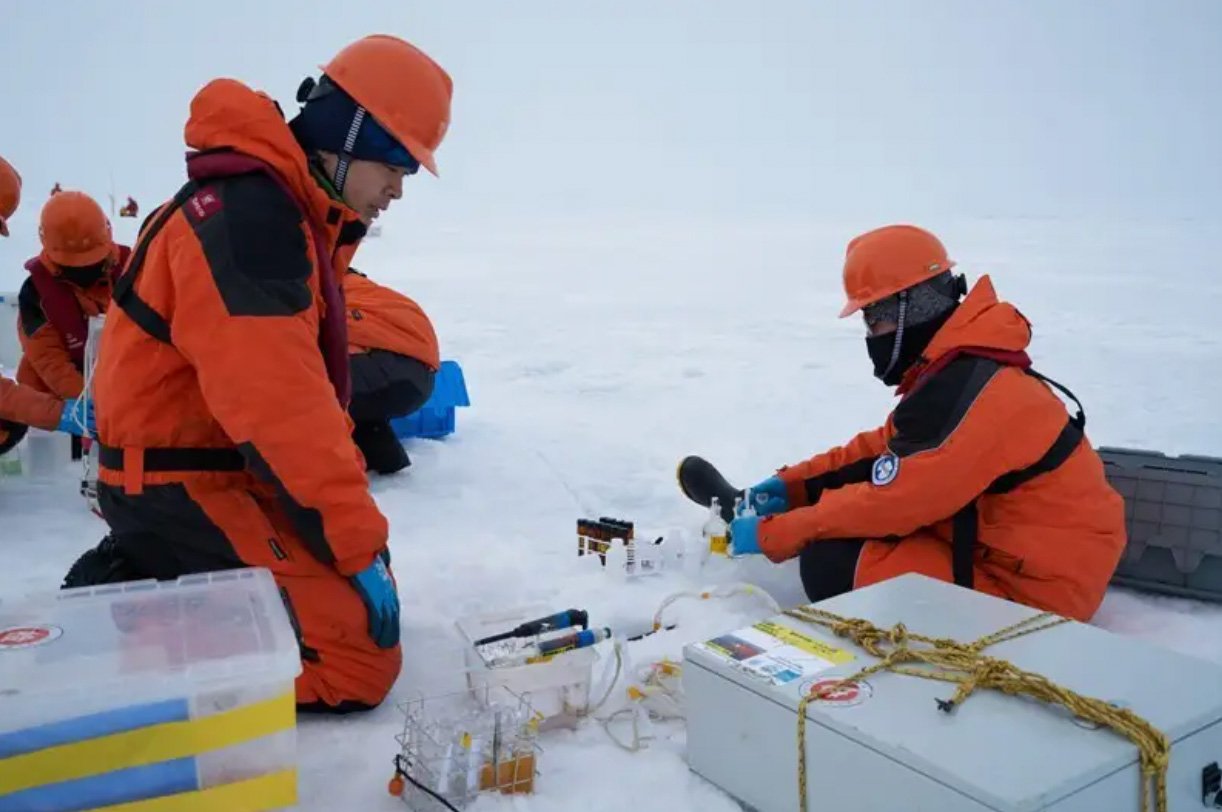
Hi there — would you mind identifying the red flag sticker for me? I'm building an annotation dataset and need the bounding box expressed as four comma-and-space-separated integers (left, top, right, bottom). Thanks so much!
0, 625, 63, 651
801, 678, 873, 707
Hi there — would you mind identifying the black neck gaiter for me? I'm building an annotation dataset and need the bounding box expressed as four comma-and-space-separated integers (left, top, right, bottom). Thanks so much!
866, 306, 957, 386
59, 261, 107, 288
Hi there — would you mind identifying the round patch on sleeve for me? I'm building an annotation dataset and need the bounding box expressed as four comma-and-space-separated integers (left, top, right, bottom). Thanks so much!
871, 453, 900, 486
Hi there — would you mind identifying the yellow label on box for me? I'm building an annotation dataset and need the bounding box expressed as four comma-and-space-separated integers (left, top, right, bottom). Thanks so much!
753, 621, 855, 665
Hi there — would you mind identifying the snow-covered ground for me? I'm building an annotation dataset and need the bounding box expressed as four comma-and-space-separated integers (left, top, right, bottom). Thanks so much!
2, 214, 1221, 810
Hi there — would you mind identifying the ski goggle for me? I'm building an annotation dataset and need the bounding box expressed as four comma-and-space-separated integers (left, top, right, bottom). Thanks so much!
358, 117, 420, 175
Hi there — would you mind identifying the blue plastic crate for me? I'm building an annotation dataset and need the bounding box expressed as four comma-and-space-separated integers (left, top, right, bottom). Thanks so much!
391, 360, 470, 440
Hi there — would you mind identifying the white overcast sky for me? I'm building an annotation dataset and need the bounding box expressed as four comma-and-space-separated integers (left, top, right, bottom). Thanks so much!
1, 0, 1219, 284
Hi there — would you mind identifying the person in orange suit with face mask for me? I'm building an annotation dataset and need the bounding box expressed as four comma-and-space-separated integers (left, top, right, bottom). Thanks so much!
0, 161, 96, 452
16, 191, 129, 401
66, 35, 453, 714
727, 225, 1126, 623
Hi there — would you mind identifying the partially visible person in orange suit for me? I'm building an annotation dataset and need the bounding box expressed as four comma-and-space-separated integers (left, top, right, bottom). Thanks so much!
344, 266, 439, 474
728, 225, 1126, 623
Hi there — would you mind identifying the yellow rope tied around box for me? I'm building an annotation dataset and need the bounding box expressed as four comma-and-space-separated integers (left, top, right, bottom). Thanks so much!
783, 606, 1171, 812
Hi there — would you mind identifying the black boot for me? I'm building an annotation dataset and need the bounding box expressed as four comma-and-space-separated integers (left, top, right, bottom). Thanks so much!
62, 534, 148, 589
352, 419, 411, 475
677, 456, 742, 523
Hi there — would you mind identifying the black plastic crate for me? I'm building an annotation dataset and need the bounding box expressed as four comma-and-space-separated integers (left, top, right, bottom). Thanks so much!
1098, 447, 1222, 602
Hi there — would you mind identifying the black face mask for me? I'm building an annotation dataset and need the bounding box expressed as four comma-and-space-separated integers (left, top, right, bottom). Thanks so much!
866, 306, 957, 386
59, 261, 107, 288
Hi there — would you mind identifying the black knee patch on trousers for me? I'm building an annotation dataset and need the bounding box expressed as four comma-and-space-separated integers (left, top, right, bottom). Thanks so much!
799, 539, 866, 602
349, 351, 436, 422
62, 534, 151, 589
97, 483, 245, 579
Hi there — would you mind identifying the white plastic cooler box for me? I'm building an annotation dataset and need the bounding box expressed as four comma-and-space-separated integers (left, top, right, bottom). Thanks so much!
0, 568, 302, 811
683, 573, 1222, 812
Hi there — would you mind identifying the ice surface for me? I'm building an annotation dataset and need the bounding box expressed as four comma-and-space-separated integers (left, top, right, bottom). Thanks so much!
3, 216, 1221, 810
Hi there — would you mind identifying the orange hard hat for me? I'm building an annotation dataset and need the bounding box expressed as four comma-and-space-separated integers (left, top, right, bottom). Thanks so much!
0, 155, 20, 237
839, 225, 956, 318
39, 191, 113, 267
321, 34, 452, 176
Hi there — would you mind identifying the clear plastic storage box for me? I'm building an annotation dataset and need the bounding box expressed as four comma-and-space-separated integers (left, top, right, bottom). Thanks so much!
0, 568, 302, 811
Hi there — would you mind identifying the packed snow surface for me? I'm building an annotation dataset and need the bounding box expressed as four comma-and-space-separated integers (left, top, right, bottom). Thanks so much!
3, 215, 1221, 810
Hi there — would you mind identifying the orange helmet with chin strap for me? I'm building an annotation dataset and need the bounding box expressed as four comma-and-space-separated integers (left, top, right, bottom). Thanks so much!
843, 224, 968, 386
839, 224, 957, 318
39, 191, 114, 267
316, 34, 452, 177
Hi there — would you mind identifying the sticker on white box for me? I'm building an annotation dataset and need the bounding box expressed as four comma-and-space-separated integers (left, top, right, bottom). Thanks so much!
801, 677, 874, 707
0, 625, 63, 651
696, 620, 854, 686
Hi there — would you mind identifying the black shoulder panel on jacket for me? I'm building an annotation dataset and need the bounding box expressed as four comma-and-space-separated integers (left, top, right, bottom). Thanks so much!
889, 356, 1002, 458
187, 174, 313, 317
803, 456, 877, 505
17, 277, 47, 337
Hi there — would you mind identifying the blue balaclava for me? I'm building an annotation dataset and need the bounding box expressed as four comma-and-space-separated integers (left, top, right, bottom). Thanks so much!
288, 75, 420, 194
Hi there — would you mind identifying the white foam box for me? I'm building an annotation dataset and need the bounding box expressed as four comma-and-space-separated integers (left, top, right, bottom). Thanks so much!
0, 568, 302, 811
456, 605, 596, 726
683, 573, 1222, 812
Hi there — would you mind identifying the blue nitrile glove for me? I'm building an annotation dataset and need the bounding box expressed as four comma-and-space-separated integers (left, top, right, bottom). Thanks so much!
57, 398, 96, 437
350, 555, 400, 648
738, 476, 789, 517
729, 515, 763, 556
